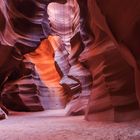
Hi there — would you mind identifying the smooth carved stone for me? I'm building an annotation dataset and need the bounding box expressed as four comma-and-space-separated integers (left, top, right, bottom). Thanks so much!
1, 58, 44, 112
47, 0, 92, 115
25, 39, 67, 109
96, 0, 140, 59
81, 41, 140, 122
0, 10, 6, 32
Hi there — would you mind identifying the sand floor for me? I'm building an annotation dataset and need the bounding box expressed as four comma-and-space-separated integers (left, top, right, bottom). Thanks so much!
0, 110, 140, 140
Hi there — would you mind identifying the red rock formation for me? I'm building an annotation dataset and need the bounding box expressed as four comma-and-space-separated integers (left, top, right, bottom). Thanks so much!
80, 0, 140, 121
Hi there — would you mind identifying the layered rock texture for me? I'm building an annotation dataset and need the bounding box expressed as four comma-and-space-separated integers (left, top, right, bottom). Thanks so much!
81, 0, 140, 121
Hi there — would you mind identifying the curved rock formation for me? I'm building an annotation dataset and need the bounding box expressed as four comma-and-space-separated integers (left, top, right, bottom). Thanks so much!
79, 0, 140, 121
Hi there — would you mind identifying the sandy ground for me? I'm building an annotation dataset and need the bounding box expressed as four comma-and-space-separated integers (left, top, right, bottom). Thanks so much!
0, 110, 140, 140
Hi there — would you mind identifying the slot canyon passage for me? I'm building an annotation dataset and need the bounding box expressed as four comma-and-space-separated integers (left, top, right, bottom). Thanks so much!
0, 0, 140, 139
